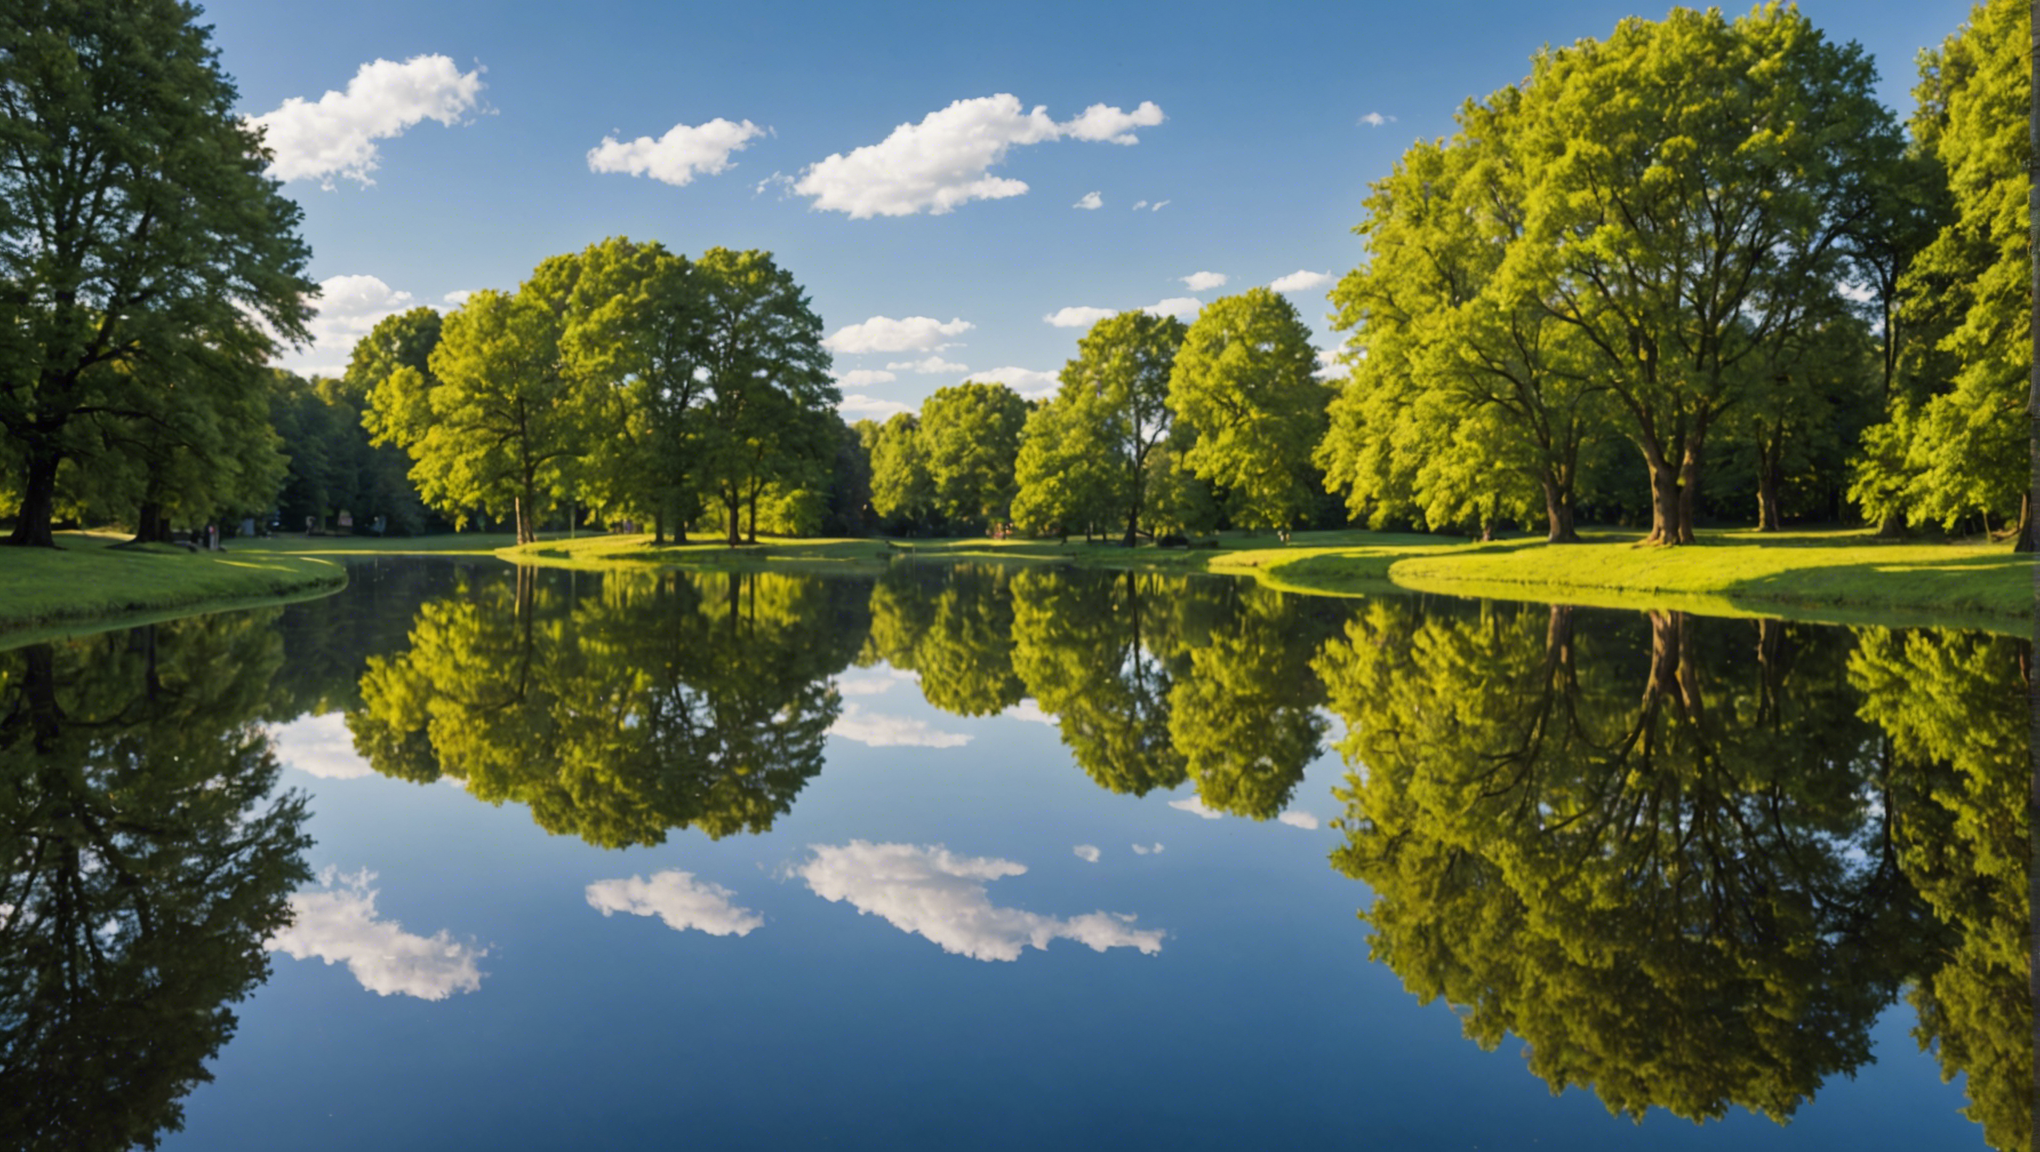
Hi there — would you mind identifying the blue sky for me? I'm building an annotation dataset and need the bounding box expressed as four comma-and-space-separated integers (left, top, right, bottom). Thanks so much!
205, 0, 1972, 421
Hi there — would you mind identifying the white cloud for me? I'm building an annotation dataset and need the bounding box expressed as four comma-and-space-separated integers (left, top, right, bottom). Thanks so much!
1358, 112, 1397, 128
968, 366, 1060, 399
1044, 306, 1117, 329
587, 118, 766, 187
1278, 810, 1321, 830
1004, 699, 1057, 725
1129, 842, 1165, 855
1073, 844, 1102, 863
1180, 271, 1228, 292
442, 289, 473, 306
834, 669, 919, 697
837, 369, 898, 388
249, 55, 485, 188
886, 356, 969, 375
838, 394, 912, 421
1074, 191, 1103, 210
1059, 101, 1166, 144
1150, 200, 1171, 211
793, 94, 1166, 217
586, 871, 763, 936
269, 712, 370, 780
266, 869, 484, 1000
798, 841, 1165, 961
1143, 296, 1202, 319
1169, 796, 1223, 820
1131, 200, 1149, 211
829, 703, 972, 748
277, 273, 419, 378
1315, 348, 1346, 378
826, 315, 973, 354
1269, 269, 1334, 293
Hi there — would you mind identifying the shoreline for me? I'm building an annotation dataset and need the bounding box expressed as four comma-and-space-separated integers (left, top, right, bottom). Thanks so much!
0, 532, 348, 649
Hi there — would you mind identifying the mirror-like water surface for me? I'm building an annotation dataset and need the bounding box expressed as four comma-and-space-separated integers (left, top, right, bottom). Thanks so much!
2, 560, 2028, 1150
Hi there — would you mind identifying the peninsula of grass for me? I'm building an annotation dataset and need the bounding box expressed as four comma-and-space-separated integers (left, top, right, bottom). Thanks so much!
492, 525, 2032, 635
0, 531, 347, 647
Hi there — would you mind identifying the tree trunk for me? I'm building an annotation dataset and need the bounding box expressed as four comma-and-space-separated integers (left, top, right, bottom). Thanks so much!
1673, 424, 1705, 545
129, 502, 173, 544
653, 509, 666, 546
2012, 491, 2034, 553
725, 494, 741, 547
1642, 446, 1683, 546
746, 489, 759, 544
1540, 476, 1581, 543
1755, 433, 1784, 532
7, 446, 60, 548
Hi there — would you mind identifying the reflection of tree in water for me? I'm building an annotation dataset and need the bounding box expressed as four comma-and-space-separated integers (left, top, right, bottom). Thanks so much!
0, 615, 311, 1152
1318, 601, 1941, 1126
1851, 627, 2032, 1152
350, 567, 857, 847
862, 564, 1026, 716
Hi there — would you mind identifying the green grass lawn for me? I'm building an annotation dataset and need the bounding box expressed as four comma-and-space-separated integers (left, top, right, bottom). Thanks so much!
0, 531, 346, 647
236, 523, 2036, 636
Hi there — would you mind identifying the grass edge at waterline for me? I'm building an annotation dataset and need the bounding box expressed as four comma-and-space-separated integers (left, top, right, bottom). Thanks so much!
0, 532, 347, 648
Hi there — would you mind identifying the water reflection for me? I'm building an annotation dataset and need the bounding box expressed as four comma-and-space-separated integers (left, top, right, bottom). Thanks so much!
1315, 600, 2030, 1147
0, 617, 311, 1152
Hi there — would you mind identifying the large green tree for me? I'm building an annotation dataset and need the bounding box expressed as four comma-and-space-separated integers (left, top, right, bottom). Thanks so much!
1167, 290, 1329, 534
1502, 5, 1901, 544
919, 380, 1029, 532
0, 0, 315, 547
1037, 311, 1190, 545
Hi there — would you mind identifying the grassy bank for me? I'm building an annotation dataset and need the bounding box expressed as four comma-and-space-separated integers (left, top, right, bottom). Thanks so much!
486, 526, 2031, 634
0, 531, 347, 646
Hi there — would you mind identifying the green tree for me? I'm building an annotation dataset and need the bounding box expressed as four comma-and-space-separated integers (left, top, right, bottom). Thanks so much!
1040, 311, 1190, 544
1322, 94, 1601, 542
918, 380, 1029, 532
869, 412, 936, 533
1850, 0, 2032, 547
690, 249, 837, 547
1010, 393, 1117, 539
1503, 5, 1902, 544
0, 0, 314, 547
1168, 289, 1329, 534
336, 307, 443, 534
369, 282, 588, 544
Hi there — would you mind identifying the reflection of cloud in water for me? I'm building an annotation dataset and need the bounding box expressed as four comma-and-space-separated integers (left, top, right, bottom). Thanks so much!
834, 669, 919, 697
1004, 699, 1055, 725
586, 871, 763, 937
1130, 843, 1164, 855
828, 703, 972, 748
1073, 844, 1101, 863
1167, 796, 1222, 820
269, 712, 371, 779
798, 841, 1164, 962
266, 868, 484, 1000
1278, 810, 1320, 830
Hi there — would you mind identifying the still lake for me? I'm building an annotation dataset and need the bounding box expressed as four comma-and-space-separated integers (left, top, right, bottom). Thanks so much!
4, 558, 2027, 1150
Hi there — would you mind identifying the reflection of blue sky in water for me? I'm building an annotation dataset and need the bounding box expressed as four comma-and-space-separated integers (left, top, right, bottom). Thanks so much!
268, 712, 372, 780
796, 841, 1163, 962
264, 868, 485, 1000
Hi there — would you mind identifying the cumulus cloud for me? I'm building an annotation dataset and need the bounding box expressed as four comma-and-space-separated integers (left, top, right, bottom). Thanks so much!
1004, 699, 1056, 725
1074, 191, 1103, 210
836, 369, 898, 388
829, 703, 972, 748
834, 669, 918, 697
1143, 297, 1203, 319
1044, 306, 1117, 329
249, 55, 485, 187
793, 94, 1165, 218
970, 366, 1060, 398
1269, 269, 1334, 293
1149, 200, 1171, 211
1129, 842, 1165, 855
826, 315, 973, 355
1073, 844, 1102, 864
1180, 271, 1228, 292
442, 289, 474, 306
1278, 810, 1321, 830
887, 356, 969, 375
1060, 101, 1166, 144
586, 871, 763, 936
838, 394, 912, 421
587, 118, 767, 186
266, 869, 484, 1000
269, 712, 370, 780
798, 841, 1165, 961
276, 273, 419, 378
1168, 796, 1223, 820
1357, 112, 1397, 127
